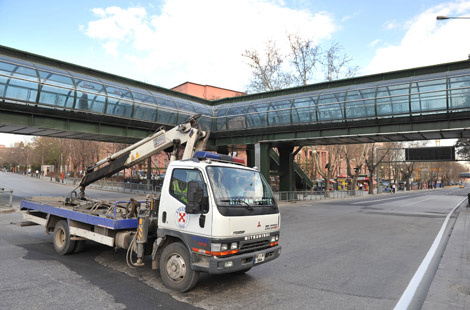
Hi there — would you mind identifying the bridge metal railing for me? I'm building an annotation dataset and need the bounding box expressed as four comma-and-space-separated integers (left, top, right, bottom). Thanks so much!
274, 190, 367, 202
0, 188, 13, 209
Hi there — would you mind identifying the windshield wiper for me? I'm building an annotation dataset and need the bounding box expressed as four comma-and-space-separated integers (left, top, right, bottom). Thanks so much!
219, 199, 254, 211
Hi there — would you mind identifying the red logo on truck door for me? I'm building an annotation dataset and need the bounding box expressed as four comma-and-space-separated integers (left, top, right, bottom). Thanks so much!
175, 206, 190, 228
257, 221, 261, 227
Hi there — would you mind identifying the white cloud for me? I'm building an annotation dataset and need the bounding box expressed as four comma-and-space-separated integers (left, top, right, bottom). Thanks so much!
383, 20, 401, 30
366, 1, 470, 75
102, 41, 119, 58
83, 0, 337, 90
369, 39, 381, 47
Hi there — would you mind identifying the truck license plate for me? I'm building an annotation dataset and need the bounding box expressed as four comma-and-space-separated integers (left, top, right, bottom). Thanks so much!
255, 253, 265, 264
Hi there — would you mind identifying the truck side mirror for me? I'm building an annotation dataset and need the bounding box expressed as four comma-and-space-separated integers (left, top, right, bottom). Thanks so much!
186, 181, 203, 214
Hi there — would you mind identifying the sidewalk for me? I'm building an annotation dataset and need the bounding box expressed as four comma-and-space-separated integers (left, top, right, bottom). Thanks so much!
423, 203, 470, 309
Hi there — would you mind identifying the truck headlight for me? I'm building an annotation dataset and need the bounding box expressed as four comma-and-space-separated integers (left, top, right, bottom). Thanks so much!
221, 244, 228, 251
230, 242, 238, 250
211, 243, 221, 252
271, 236, 276, 243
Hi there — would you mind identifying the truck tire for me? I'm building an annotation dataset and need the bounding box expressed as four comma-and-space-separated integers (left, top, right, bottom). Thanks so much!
73, 240, 86, 253
53, 220, 76, 255
159, 242, 199, 292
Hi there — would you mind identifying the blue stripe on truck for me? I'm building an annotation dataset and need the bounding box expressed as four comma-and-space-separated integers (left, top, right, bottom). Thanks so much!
20, 200, 138, 230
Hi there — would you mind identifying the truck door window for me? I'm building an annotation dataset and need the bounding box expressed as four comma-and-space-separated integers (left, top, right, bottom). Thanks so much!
170, 169, 207, 208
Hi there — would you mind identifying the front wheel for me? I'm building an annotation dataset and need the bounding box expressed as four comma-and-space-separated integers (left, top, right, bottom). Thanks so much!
159, 242, 199, 292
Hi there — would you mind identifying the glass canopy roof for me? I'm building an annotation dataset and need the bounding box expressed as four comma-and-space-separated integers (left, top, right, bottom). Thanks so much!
1, 52, 469, 134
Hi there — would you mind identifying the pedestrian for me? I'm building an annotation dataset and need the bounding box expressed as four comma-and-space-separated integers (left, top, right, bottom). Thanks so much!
392, 183, 396, 194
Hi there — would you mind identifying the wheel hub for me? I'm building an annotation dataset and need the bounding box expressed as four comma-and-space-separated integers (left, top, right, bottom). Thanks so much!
166, 254, 186, 281
55, 228, 65, 247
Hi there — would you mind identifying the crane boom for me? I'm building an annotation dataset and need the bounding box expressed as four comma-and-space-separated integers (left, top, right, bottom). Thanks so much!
78, 115, 208, 196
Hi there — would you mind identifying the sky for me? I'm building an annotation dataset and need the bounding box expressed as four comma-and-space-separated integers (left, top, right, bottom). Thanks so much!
1, 0, 470, 147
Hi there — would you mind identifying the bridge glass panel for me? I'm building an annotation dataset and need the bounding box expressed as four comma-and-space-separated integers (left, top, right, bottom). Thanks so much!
268, 99, 292, 125
154, 95, 178, 125
292, 96, 317, 124
0, 61, 38, 103
0, 61, 16, 98
105, 85, 133, 117
317, 92, 345, 121
345, 88, 376, 119
38, 70, 75, 108
215, 107, 229, 131
174, 100, 195, 123
226, 105, 247, 130
75, 78, 107, 113
38, 70, 74, 87
192, 102, 213, 130
0, 55, 35, 68
449, 75, 470, 111
376, 83, 409, 116
131, 89, 157, 122
246, 101, 268, 128
410, 78, 447, 114
39, 85, 74, 108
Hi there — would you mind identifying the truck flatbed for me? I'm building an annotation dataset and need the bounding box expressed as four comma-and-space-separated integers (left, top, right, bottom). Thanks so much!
21, 197, 139, 230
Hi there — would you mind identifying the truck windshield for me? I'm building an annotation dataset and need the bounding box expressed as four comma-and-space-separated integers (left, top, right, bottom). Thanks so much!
206, 166, 275, 207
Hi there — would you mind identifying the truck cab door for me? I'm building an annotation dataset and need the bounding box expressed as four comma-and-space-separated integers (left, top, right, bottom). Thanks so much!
159, 167, 212, 239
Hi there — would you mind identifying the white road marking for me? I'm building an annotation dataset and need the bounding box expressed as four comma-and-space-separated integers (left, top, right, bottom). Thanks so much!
393, 197, 466, 310
351, 196, 406, 205
398, 197, 434, 208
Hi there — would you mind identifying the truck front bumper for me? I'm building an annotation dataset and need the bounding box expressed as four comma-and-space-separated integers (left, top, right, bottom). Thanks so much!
208, 245, 281, 274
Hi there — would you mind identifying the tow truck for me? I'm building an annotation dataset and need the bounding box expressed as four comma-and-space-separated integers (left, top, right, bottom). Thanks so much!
20, 115, 281, 292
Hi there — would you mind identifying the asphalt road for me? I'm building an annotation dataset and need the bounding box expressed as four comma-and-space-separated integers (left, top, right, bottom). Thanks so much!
1, 172, 467, 309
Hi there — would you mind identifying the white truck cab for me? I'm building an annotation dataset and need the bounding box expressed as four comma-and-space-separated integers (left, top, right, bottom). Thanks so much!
155, 151, 281, 291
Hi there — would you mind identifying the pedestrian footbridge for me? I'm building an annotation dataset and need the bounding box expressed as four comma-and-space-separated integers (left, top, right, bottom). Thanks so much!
1, 45, 470, 190
1, 45, 470, 146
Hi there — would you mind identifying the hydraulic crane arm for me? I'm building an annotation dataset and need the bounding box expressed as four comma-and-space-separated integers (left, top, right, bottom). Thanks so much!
78, 115, 208, 195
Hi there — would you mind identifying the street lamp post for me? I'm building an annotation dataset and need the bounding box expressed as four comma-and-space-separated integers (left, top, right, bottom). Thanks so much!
436, 16, 470, 20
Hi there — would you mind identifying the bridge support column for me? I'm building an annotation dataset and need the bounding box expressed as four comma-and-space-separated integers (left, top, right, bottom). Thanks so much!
217, 146, 229, 155
246, 145, 255, 168
278, 145, 294, 193
255, 142, 271, 184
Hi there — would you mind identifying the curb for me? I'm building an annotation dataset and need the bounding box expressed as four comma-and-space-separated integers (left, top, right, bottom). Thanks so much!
0, 208, 15, 214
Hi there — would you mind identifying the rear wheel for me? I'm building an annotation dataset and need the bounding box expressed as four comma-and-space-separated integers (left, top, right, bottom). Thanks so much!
159, 242, 199, 292
73, 240, 86, 253
53, 220, 76, 255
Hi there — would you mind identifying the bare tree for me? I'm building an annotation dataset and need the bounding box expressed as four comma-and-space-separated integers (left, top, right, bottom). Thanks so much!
287, 33, 321, 86
364, 143, 393, 194
400, 162, 415, 191
323, 42, 359, 81
312, 145, 341, 197
342, 144, 369, 191
243, 34, 358, 92
242, 40, 294, 92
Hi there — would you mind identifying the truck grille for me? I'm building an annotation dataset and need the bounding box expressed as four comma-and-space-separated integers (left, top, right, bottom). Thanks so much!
239, 239, 270, 253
